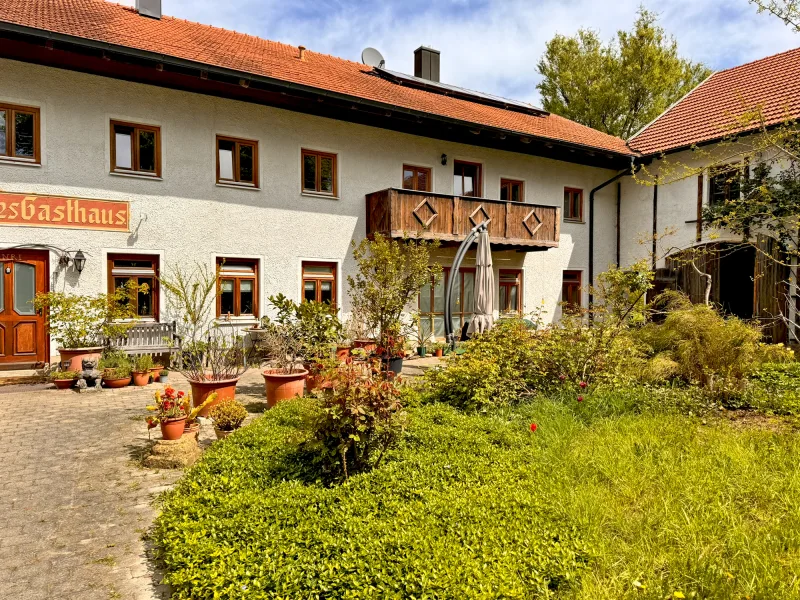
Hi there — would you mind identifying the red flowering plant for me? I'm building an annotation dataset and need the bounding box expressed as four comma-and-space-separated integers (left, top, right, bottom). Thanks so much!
146, 386, 216, 429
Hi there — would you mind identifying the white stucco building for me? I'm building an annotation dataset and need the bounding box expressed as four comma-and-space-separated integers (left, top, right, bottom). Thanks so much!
0, 0, 795, 368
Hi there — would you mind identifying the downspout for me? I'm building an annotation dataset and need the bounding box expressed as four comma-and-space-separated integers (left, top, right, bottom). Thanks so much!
651, 184, 658, 269
588, 164, 632, 306
616, 181, 621, 268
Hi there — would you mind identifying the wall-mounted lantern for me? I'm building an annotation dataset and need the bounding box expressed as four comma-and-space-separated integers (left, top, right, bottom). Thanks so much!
441, 153, 447, 166
73, 250, 86, 273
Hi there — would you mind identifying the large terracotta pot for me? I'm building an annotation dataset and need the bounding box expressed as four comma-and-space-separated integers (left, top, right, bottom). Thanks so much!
263, 368, 308, 409
132, 371, 150, 387
103, 376, 132, 388
58, 347, 103, 372
353, 339, 377, 354
150, 366, 164, 382
189, 377, 240, 417
161, 417, 186, 441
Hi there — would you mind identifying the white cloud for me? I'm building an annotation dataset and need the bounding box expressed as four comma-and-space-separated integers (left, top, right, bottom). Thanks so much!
118, 0, 799, 105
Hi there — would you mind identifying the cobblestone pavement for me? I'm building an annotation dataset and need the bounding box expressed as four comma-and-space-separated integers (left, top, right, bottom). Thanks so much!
0, 370, 268, 600
0, 359, 439, 600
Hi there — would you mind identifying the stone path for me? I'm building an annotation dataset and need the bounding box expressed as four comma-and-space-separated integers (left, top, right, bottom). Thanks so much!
0, 359, 440, 600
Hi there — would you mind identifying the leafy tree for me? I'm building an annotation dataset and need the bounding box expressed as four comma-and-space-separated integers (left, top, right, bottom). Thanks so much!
751, 0, 800, 31
537, 8, 710, 139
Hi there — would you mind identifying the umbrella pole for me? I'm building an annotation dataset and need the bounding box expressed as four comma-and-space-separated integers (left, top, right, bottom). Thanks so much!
445, 222, 488, 351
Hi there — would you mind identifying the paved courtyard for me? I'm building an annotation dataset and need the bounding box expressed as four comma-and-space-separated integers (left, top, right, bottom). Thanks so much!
0, 358, 440, 600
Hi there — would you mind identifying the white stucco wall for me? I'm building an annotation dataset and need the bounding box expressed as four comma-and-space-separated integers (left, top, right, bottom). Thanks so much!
0, 58, 620, 361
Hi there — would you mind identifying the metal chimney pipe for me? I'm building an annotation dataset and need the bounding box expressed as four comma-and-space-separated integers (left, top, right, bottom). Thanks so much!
136, 0, 162, 19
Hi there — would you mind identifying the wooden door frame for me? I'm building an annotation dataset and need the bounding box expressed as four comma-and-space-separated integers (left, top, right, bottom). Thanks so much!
0, 248, 49, 369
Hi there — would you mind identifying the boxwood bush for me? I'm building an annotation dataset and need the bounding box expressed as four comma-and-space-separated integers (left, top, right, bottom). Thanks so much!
153, 398, 591, 599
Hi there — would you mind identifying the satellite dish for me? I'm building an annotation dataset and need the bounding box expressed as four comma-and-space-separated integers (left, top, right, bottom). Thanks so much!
361, 47, 385, 69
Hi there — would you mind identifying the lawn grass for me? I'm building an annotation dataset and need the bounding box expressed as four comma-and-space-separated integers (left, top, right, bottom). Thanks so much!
154, 392, 800, 599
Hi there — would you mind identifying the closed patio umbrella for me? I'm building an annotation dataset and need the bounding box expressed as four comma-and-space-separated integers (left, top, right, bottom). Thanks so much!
467, 229, 494, 336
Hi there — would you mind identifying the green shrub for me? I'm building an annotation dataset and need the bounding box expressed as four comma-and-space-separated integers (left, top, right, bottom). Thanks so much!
49, 370, 79, 381
301, 367, 407, 479
154, 400, 592, 599
210, 400, 248, 431
634, 303, 762, 391
420, 319, 536, 410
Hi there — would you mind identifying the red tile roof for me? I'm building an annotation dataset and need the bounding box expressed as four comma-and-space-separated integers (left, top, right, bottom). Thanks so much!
0, 0, 633, 156
630, 46, 800, 155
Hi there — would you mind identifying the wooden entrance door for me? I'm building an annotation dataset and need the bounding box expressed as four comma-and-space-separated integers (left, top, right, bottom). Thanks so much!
0, 250, 48, 367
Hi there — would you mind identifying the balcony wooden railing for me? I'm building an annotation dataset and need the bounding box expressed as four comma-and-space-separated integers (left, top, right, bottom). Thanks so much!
366, 188, 560, 251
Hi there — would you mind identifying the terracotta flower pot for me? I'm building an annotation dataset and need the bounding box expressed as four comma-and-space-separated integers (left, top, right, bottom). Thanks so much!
434, 349, 443, 358
103, 376, 132, 388
132, 371, 150, 387
150, 366, 163, 382
335, 346, 352, 363
262, 368, 308, 409
214, 427, 232, 440
189, 377, 240, 417
353, 339, 377, 353
160, 416, 186, 441
52, 379, 75, 390
58, 347, 103, 372
183, 421, 200, 439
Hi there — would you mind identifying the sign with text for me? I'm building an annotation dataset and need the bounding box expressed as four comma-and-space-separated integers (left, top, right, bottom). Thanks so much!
0, 193, 130, 232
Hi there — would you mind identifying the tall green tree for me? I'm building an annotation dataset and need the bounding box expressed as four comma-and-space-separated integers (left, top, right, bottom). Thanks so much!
537, 8, 710, 140
751, 0, 800, 31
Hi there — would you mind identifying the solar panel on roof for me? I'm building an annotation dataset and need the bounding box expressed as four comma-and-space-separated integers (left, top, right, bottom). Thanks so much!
375, 68, 548, 117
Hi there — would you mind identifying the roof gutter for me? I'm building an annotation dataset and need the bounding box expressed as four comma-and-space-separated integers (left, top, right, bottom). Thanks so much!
0, 20, 635, 162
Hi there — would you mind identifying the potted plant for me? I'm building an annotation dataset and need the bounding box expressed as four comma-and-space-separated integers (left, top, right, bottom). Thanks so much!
50, 370, 79, 390
33, 280, 145, 371
432, 342, 447, 358
150, 363, 165, 382
210, 399, 248, 439
261, 295, 308, 408
132, 355, 154, 387
99, 349, 132, 388
159, 263, 246, 417
345, 308, 377, 353
146, 386, 216, 441
405, 313, 433, 358
348, 234, 441, 376
158, 369, 169, 385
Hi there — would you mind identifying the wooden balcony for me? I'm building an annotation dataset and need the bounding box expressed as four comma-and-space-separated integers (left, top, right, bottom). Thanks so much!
366, 188, 560, 251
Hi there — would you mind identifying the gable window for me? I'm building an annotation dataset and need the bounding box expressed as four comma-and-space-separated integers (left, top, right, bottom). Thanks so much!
562, 270, 582, 311
302, 149, 337, 195
110, 120, 160, 177
499, 269, 522, 315
107, 254, 159, 320
500, 179, 524, 202
710, 166, 743, 206
217, 258, 258, 318
403, 164, 432, 191
302, 262, 337, 307
454, 160, 482, 197
0, 103, 40, 164
217, 135, 258, 187
563, 187, 583, 222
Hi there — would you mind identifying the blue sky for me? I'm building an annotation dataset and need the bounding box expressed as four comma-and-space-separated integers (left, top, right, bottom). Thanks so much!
120, 0, 799, 106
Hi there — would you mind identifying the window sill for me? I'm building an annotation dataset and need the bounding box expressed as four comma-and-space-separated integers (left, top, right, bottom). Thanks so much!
0, 157, 41, 168
563, 219, 585, 224
216, 182, 260, 191
301, 191, 339, 201
110, 170, 162, 181
215, 317, 259, 327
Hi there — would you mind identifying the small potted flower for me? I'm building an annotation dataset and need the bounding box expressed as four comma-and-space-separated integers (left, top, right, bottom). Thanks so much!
103, 365, 132, 388
158, 369, 169, 385
209, 399, 248, 439
150, 362, 164, 382
132, 355, 154, 387
50, 370, 79, 390
145, 386, 216, 440
432, 341, 447, 358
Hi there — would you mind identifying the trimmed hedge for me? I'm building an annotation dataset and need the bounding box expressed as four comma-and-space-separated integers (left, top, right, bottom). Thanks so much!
153, 399, 591, 599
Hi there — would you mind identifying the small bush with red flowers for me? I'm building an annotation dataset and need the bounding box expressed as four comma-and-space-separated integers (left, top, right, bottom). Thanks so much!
299, 366, 407, 480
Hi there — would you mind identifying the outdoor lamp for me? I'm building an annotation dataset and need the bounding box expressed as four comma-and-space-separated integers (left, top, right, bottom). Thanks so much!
73, 250, 86, 273
441, 153, 447, 165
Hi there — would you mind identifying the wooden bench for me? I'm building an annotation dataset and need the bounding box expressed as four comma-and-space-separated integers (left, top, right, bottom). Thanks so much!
103, 321, 182, 365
